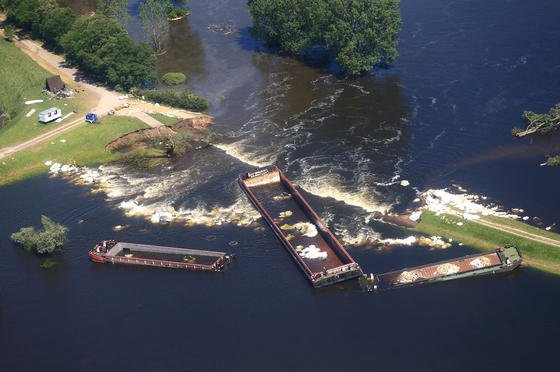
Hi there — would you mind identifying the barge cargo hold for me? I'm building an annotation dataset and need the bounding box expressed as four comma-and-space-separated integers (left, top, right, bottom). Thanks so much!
362, 245, 522, 291
88, 241, 233, 272
239, 166, 362, 288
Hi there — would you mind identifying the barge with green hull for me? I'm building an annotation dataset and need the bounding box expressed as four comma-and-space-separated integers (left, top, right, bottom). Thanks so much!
362, 245, 522, 291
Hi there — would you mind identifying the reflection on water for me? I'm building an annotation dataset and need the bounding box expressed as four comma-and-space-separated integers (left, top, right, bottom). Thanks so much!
156, 18, 206, 80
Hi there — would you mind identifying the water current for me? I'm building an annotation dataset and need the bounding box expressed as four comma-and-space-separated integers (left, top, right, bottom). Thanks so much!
2, 0, 560, 370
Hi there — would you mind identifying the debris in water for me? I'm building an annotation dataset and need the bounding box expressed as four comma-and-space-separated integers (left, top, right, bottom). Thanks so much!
409, 211, 422, 222
228, 241, 238, 246
273, 193, 292, 201
280, 222, 318, 237
279, 210, 293, 218
299, 245, 327, 259
400, 180, 410, 186
112, 224, 129, 231
205, 235, 217, 241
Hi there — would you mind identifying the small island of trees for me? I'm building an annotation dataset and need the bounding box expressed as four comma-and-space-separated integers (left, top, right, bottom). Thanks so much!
248, 0, 402, 75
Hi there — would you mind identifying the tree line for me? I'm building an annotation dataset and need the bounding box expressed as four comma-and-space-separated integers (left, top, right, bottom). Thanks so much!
248, 0, 402, 75
1, 0, 156, 90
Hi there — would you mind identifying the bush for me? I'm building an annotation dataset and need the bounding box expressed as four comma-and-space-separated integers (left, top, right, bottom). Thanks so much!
167, 7, 189, 19
161, 72, 187, 85
3, 24, 15, 41
248, 0, 402, 74
11, 215, 68, 255
139, 89, 208, 111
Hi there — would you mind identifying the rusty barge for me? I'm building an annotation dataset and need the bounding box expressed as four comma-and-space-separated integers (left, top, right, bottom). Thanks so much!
89, 240, 234, 272
361, 245, 522, 291
239, 166, 362, 288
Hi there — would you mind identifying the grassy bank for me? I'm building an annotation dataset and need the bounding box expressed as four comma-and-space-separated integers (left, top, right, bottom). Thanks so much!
414, 211, 560, 274
147, 113, 181, 126
0, 116, 148, 186
0, 38, 84, 148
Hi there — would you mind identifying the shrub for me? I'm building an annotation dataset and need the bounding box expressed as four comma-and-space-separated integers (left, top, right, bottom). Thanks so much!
3, 24, 15, 41
139, 89, 208, 111
161, 72, 187, 85
11, 215, 68, 255
167, 7, 189, 19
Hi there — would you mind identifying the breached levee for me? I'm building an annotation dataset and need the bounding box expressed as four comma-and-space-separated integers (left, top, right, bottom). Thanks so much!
46, 162, 261, 227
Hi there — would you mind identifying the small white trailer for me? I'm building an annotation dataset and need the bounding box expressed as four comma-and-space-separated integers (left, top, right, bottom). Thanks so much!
38, 107, 62, 123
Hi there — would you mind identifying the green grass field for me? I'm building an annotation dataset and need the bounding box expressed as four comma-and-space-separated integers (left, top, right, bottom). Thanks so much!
415, 211, 560, 274
0, 38, 84, 148
147, 112, 181, 126
0, 116, 148, 186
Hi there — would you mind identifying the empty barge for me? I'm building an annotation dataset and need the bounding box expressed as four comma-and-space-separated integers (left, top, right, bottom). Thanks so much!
89, 241, 234, 272
362, 245, 522, 291
239, 166, 362, 288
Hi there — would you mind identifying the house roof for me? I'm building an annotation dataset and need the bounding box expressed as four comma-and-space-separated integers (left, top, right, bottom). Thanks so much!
46, 75, 65, 93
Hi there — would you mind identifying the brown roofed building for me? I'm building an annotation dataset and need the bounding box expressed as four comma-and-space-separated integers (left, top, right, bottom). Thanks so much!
46, 75, 65, 93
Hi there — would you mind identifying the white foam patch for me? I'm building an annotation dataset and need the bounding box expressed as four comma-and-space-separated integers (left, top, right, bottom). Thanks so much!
50, 163, 261, 227
214, 142, 277, 168
298, 175, 390, 214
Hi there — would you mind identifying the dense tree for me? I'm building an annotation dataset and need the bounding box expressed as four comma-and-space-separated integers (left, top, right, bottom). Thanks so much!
97, 0, 129, 29
2, 0, 76, 51
61, 15, 157, 90
11, 215, 68, 255
248, 0, 402, 75
140, 0, 171, 54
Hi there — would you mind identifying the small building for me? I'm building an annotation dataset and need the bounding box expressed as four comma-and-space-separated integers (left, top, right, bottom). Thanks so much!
45, 75, 65, 94
39, 107, 62, 123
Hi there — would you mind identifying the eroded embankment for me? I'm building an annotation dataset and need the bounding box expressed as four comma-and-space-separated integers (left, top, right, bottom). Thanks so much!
106, 116, 212, 151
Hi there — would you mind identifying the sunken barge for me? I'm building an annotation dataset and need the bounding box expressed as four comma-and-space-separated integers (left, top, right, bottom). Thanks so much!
89, 241, 234, 272
239, 166, 363, 288
362, 245, 522, 291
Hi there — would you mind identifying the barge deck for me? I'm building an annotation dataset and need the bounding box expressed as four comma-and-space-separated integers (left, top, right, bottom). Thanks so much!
239, 166, 362, 287
362, 245, 522, 291
89, 241, 233, 271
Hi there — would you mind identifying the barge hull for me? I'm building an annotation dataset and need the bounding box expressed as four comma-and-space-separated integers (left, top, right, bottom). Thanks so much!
89, 241, 233, 272
370, 246, 522, 291
239, 167, 362, 287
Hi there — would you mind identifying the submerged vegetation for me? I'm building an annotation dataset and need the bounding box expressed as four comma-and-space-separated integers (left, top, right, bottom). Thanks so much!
512, 102, 560, 166
161, 72, 187, 86
248, 0, 402, 74
11, 215, 68, 255
138, 89, 208, 111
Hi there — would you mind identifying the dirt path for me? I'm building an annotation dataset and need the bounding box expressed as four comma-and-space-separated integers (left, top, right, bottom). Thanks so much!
475, 217, 560, 248
0, 117, 85, 159
0, 33, 208, 158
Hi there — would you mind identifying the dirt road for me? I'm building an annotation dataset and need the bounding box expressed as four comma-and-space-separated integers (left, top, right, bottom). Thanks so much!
475, 217, 560, 248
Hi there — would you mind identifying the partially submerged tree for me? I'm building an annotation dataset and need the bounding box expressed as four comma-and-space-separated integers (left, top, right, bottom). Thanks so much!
512, 103, 560, 137
248, 0, 402, 75
97, 0, 129, 29
11, 215, 68, 255
140, 0, 171, 54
